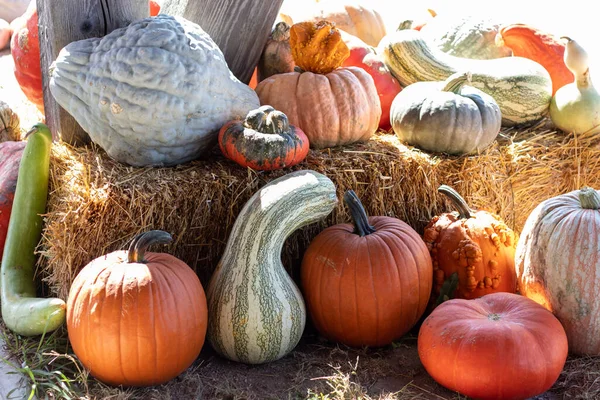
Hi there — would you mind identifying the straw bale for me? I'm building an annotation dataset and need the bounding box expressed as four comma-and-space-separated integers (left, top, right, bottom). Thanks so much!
37, 122, 600, 300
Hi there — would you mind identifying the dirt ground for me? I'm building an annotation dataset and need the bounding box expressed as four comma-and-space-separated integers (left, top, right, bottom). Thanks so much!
1, 45, 599, 400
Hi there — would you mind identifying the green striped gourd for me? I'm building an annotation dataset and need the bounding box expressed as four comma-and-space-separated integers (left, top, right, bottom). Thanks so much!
207, 170, 337, 364
380, 29, 552, 126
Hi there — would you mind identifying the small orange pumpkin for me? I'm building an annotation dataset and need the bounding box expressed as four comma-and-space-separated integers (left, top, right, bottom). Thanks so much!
423, 185, 518, 305
66, 230, 208, 387
256, 21, 381, 149
301, 190, 433, 347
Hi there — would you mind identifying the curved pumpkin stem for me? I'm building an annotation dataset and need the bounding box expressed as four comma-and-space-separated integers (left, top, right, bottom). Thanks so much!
128, 230, 173, 263
579, 187, 600, 210
438, 185, 473, 219
344, 190, 376, 237
442, 72, 472, 94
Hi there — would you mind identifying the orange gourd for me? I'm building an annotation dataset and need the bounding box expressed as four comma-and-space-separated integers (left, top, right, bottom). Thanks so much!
301, 190, 433, 347
423, 185, 518, 305
496, 24, 574, 95
418, 292, 568, 400
256, 21, 381, 148
66, 230, 208, 387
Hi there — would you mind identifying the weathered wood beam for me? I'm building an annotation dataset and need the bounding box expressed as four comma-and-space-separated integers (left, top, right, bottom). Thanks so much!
37, 0, 148, 145
162, 0, 284, 84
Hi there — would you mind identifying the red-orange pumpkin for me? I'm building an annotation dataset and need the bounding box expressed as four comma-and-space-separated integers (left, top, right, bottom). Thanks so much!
218, 105, 309, 170
340, 30, 401, 131
418, 292, 568, 400
301, 190, 433, 347
256, 21, 381, 148
423, 185, 518, 305
66, 230, 208, 387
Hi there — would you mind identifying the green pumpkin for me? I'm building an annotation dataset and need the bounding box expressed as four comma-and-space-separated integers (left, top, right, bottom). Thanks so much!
390, 72, 501, 155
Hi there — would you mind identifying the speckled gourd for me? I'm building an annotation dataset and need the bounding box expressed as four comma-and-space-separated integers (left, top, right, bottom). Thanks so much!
516, 187, 600, 355
49, 15, 259, 167
207, 170, 337, 364
380, 29, 552, 126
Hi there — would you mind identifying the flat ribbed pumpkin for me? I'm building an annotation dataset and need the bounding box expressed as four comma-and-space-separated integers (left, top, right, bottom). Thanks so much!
301, 190, 432, 347
66, 230, 208, 386
516, 187, 600, 355
255, 20, 381, 149
207, 170, 337, 364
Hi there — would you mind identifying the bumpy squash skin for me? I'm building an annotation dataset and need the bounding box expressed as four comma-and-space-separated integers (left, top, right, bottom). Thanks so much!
207, 170, 337, 364
257, 22, 295, 83
516, 188, 600, 355
49, 15, 259, 167
219, 106, 309, 170
0, 100, 21, 142
419, 292, 568, 400
0, 141, 25, 260
380, 29, 552, 127
390, 73, 501, 155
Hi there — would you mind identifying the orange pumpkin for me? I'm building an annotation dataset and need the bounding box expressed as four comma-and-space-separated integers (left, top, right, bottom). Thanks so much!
418, 292, 568, 400
66, 230, 208, 387
256, 21, 381, 148
496, 24, 574, 95
423, 185, 518, 305
301, 190, 433, 347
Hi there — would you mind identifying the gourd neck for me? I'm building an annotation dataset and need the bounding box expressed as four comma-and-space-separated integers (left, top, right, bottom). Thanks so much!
562, 37, 593, 90
442, 72, 472, 94
344, 190, 376, 237
271, 22, 291, 42
438, 185, 473, 219
579, 187, 600, 210
244, 106, 290, 135
128, 230, 172, 263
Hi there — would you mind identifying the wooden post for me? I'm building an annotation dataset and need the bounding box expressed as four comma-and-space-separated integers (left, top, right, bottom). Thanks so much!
37, 0, 148, 145
162, 0, 284, 84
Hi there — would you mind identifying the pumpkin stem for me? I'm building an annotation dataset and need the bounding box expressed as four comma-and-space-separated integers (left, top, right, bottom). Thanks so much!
442, 72, 472, 94
271, 21, 291, 42
344, 190, 376, 237
128, 230, 173, 263
438, 185, 473, 219
579, 187, 600, 210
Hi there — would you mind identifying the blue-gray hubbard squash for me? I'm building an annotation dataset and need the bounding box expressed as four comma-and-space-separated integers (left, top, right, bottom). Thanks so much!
49, 15, 259, 167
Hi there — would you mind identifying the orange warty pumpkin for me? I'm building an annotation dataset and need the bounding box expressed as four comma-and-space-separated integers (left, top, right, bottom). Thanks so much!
66, 230, 208, 387
423, 185, 518, 305
256, 21, 381, 149
496, 24, 574, 95
418, 292, 568, 400
301, 190, 433, 347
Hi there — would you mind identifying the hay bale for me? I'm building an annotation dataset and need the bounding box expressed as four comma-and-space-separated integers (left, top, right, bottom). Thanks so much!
38, 123, 600, 300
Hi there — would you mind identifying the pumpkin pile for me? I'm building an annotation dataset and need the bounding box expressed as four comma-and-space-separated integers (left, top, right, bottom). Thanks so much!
3, 0, 600, 396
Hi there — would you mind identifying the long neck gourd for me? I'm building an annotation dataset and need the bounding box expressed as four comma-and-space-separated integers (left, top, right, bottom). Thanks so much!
207, 170, 337, 364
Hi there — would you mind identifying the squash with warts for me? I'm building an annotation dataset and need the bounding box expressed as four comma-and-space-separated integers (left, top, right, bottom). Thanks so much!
67, 230, 208, 386
516, 187, 600, 355
423, 185, 518, 306
380, 29, 552, 126
207, 170, 337, 364
301, 190, 432, 347
419, 292, 568, 400
1, 123, 66, 336
390, 72, 501, 155
49, 15, 259, 166
257, 22, 295, 83
496, 24, 573, 95
0, 100, 20, 142
218, 105, 309, 170
256, 21, 380, 148
549, 37, 600, 135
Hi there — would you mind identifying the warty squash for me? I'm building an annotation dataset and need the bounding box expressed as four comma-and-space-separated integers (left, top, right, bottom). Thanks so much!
257, 22, 295, 83
390, 72, 501, 155
516, 187, 600, 355
207, 170, 337, 364
380, 29, 553, 126
67, 230, 208, 386
301, 190, 432, 347
0, 100, 20, 142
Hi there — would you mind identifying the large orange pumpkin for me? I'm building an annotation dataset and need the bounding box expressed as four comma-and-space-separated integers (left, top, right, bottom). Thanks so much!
256, 21, 381, 149
516, 187, 600, 355
66, 230, 208, 387
301, 190, 433, 347
423, 185, 518, 305
418, 292, 568, 400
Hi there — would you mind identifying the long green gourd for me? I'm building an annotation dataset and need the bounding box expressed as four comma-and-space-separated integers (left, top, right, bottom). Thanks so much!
1, 123, 66, 336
